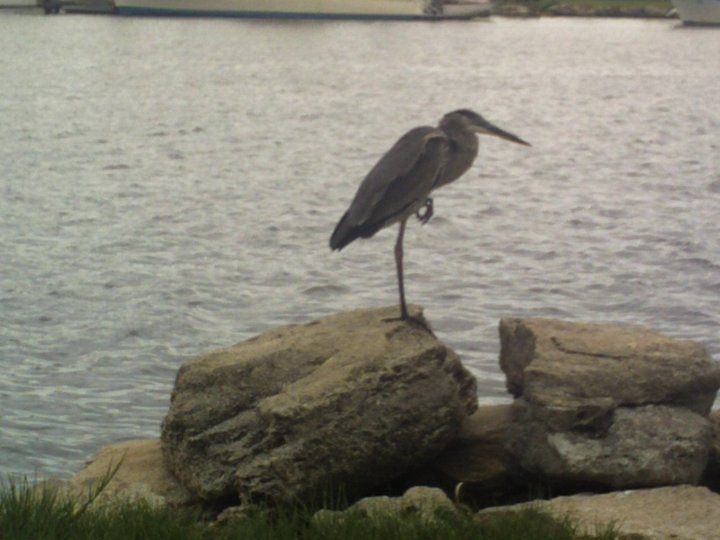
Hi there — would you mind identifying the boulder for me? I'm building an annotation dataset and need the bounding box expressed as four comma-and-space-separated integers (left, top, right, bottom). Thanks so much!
500, 319, 720, 488
47, 439, 196, 508
479, 485, 720, 540
161, 306, 477, 505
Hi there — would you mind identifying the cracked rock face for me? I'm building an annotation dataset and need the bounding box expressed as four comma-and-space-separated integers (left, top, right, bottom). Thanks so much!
500, 318, 719, 414
161, 306, 477, 505
500, 318, 720, 488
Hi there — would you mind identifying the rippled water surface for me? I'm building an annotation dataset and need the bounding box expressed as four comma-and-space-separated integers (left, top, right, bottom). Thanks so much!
1, 12, 719, 478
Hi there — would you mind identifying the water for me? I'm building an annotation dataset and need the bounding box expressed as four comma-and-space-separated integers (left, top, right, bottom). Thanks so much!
1, 12, 719, 479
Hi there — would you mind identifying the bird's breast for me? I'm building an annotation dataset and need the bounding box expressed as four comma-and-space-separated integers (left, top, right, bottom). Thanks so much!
435, 139, 478, 189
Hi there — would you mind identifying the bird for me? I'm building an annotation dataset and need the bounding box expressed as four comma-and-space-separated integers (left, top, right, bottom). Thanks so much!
329, 109, 530, 323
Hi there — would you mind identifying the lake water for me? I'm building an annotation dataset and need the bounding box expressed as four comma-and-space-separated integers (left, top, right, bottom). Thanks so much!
1, 11, 719, 479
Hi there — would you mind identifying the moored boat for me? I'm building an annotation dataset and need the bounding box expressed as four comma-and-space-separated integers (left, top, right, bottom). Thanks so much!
62, 0, 116, 13
0, 0, 36, 8
442, 0, 491, 19
671, 0, 720, 24
114, 0, 491, 20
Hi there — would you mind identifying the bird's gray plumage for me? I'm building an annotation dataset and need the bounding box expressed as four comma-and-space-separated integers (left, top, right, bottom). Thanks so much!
330, 126, 447, 250
330, 109, 529, 321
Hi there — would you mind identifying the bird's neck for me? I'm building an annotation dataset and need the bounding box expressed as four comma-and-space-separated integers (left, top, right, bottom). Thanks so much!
436, 132, 478, 188
449, 131, 479, 157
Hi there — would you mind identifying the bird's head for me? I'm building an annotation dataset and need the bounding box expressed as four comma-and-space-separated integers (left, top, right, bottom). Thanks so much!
440, 109, 530, 146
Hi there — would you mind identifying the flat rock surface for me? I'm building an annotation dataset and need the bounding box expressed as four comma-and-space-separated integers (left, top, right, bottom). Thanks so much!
49, 439, 196, 507
482, 485, 720, 540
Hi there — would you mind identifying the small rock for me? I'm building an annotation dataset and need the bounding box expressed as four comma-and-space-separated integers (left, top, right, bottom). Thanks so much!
314, 486, 458, 523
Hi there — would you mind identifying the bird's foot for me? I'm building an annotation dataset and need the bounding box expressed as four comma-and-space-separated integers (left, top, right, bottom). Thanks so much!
382, 314, 435, 335
415, 198, 433, 225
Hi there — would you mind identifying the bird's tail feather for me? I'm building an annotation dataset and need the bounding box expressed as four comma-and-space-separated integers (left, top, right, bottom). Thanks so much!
329, 212, 358, 251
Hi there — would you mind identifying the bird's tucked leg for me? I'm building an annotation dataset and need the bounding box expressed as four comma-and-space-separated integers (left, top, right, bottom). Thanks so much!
416, 197, 434, 225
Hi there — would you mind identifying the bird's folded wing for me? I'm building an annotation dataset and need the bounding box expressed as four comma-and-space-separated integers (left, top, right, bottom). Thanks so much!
347, 126, 448, 227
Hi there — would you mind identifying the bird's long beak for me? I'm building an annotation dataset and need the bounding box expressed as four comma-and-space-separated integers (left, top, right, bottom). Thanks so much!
473, 119, 531, 146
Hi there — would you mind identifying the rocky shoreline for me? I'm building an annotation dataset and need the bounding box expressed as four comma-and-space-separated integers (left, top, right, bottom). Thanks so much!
495, 2, 676, 18
0, 3, 679, 18
50, 307, 720, 539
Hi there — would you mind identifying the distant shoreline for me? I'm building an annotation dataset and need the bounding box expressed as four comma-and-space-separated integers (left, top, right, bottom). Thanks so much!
496, 2, 675, 18
0, 3, 677, 19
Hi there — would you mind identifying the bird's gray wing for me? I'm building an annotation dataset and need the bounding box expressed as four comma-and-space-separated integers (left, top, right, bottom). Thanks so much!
346, 126, 448, 227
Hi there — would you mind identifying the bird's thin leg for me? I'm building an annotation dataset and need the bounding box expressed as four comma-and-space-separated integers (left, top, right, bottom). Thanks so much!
382, 218, 434, 334
395, 218, 409, 320
416, 197, 434, 225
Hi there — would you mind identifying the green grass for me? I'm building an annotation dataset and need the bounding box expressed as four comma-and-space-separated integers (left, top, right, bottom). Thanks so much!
0, 477, 622, 540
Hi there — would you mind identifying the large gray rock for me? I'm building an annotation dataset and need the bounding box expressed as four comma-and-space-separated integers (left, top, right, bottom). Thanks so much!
161, 306, 477, 505
500, 318, 720, 488
509, 402, 712, 487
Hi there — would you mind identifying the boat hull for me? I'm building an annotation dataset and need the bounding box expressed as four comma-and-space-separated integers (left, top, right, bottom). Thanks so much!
114, 0, 490, 19
116, 0, 420, 19
443, 2, 491, 18
671, 0, 720, 24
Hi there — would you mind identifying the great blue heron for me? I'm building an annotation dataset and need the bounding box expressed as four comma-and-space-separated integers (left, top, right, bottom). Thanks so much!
329, 109, 530, 323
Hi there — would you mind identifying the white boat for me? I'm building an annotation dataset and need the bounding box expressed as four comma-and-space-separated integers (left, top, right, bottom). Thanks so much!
671, 0, 720, 24
63, 0, 116, 13
114, 0, 491, 20
442, 0, 492, 18
0, 0, 36, 6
